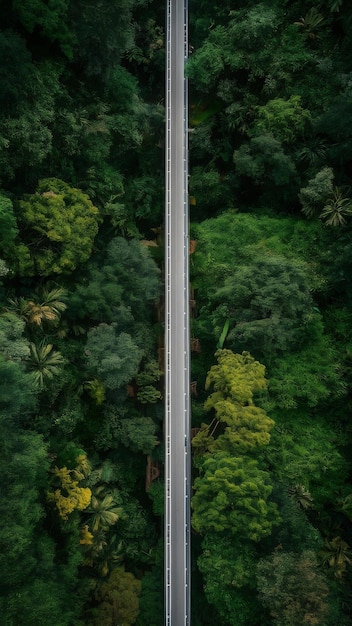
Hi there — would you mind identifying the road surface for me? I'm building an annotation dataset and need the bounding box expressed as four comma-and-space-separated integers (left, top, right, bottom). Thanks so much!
164, 0, 191, 625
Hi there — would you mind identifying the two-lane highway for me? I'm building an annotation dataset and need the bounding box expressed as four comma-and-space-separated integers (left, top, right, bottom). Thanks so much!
164, 1, 191, 625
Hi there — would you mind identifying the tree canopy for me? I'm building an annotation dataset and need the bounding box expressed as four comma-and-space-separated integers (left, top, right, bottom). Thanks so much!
1, 0, 352, 623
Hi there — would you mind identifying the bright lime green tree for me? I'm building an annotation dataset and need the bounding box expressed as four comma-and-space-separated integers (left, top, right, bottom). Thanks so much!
193, 349, 274, 455
16, 178, 100, 276
192, 452, 280, 540
205, 349, 267, 401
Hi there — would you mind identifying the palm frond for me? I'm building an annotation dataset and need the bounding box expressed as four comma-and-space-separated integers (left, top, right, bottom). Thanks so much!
28, 341, 65, 388
320, 188, 352, 226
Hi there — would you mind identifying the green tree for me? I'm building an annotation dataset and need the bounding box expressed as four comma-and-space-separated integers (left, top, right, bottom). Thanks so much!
317, 91, 352, 175
0, 54, 61, 183
0, 193, 18, 259
222, 255, 314, 360
0, 29, 35, 113
197, 535, 261, 626
94, 404, 158, 454
267, 416, 347, 494
0, 430, 47, 584
118, 415, 158, 454
186, 41, 224, 91
69, 237, 160, 325
85, 325, 142, 393
69, 0, 137, 78
192, 452, 280, 541
189, 166, 233, 212
257, 550, 330, 626
12, 0, 74, 59
87, 567, 141, 626
269, 330, 346, 409
274, 489, 321, 553
15, 178, 100, 276
299, 167, 335, 218
252, 96, 311, 144
192, 211, 343, 410
0, 312, 29, 361
234, 135, 296, 188
300, 167, 352, 226
136, 562, 164, 626
193, 349, 274, 455
1, 578, 76, 626
0, 354, 35, 423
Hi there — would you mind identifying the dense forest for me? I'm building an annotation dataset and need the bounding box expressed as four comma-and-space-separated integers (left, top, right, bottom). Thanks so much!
1, 0, 352, 624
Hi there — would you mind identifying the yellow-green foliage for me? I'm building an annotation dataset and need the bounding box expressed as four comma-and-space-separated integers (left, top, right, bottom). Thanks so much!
16, 178, 100, 276
194, 349, 274, 455
192, 453, 280, 540
48, 454, 92, 520
205, 349, 267, 404
213, 403, 274, 453
84, 378, 106, 405
253, 95, 311, 143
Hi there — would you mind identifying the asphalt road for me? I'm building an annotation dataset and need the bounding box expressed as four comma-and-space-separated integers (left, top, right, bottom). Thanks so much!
164, 1, 191, 625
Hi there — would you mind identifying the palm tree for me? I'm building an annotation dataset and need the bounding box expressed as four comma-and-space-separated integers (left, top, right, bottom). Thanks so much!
83, 378, 105, 405
7, 295, 30, 320
99, 533, 124, 576
8, 287, 67, 328
81, 529, 124, 576
26, 287, 67, 326
294, 8, 325, 39
336, 494, 352, 521
81, 529, 108, 567
320, 188, 352, 227
288, 484, 314, 510
28, 341, 65, 388
329, 0, 343, 12
85, 486, 124, 532
87, 460, 116, 488
296, 138, 327, 167
320, 536, 352, 578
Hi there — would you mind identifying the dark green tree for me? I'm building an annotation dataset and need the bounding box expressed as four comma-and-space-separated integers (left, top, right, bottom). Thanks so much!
86, 566, 141, 626
85, 325, 141, 393
257, 550, 330, 626
197, 535, 262, 626
69, 237, 160, 325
